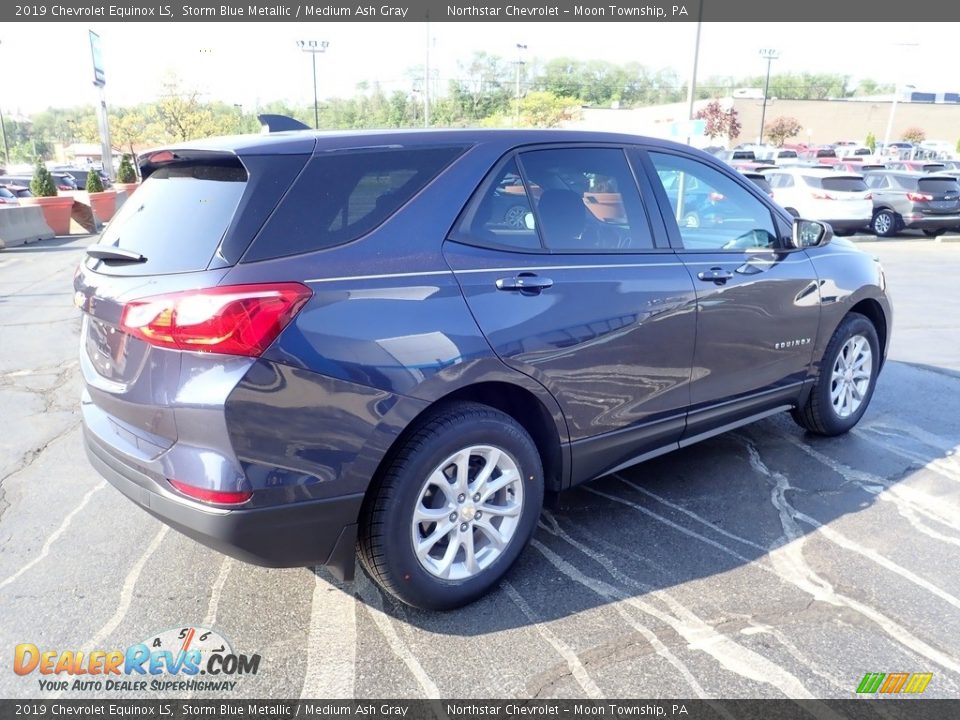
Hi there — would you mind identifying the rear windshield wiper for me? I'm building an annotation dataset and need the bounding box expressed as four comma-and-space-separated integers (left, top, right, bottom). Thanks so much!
86, 246, 147, 263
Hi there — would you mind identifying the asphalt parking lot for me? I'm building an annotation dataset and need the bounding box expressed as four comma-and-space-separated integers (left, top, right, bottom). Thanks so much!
1, 232, 959, 700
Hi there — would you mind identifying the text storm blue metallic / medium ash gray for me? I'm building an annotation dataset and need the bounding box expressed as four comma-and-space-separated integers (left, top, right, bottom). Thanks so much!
75, 129, 891, 610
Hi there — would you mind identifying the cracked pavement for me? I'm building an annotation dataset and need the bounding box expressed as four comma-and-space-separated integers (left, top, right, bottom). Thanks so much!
0, 234, 959, 700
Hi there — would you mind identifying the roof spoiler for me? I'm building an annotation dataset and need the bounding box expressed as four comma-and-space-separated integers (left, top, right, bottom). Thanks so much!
258, 114, 311, 133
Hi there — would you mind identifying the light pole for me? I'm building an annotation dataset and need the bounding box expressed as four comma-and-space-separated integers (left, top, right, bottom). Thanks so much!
683, 0, 703, 146
297, 39, 329, 129
758, 48, 780, 145
881, 42, 918, 156
513, 43, 528, 127
0, 40, 8, 167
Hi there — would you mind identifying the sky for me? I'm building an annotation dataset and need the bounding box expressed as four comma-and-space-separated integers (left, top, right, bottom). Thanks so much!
0, 22, 949, 117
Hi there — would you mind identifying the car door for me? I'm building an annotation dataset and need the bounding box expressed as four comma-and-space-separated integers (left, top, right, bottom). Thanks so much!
641, 149, 822, 442
444, 145, 697, 483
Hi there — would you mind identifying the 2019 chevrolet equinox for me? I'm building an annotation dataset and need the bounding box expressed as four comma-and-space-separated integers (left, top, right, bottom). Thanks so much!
75, 129, 891, 610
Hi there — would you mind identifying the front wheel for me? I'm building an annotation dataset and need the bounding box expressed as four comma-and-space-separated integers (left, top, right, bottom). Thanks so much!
359, 402, 543, 610
791, 313, 880, 436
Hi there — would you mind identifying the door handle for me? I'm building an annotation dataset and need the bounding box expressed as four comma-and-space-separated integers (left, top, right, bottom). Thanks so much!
495, 273, 554, 294
697, 267, 734, 284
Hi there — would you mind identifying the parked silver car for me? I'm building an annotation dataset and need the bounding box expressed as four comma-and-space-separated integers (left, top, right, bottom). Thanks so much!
862, 170, 960, 237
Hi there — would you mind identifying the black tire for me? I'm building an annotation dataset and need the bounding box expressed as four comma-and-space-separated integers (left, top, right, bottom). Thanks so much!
791, 312, 880, 436
358, 402, 544, 610
833, 229, 854, 237
871, 209, 899, 238
923, 228, 945, 237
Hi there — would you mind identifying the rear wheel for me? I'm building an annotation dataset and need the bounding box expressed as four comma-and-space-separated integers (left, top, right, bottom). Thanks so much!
791, 313, 879, 436
871, 209, 899, 237
923, 228, 945, 237
359, 402, 543, 610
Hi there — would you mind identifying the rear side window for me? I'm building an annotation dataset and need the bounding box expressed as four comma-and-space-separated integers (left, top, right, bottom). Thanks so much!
93, 161, 247, 275
451, 157, 541, 251
821, 177, 868, 192
919, 178, 960, 193
245, 146, 465, 261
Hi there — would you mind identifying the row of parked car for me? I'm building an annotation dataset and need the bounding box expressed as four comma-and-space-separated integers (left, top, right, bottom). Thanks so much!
714, 149, 960, 237
0, 166, 112, 207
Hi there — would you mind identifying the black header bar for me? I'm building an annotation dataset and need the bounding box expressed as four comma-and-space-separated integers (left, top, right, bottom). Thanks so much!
5, 0, 960, 22
0, 699, 955, 719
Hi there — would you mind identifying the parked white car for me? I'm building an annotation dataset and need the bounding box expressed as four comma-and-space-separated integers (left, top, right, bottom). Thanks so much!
763, 167, 873, 235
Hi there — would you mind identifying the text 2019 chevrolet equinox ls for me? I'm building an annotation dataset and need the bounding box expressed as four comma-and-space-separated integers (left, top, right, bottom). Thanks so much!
75, 130, 891, 610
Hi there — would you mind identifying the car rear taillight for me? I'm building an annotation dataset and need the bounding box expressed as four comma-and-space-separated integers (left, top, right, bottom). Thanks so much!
120, 283, 312, 357
168, 479, 252, 505
906, 192, 933, 202
811, 191, 835, 200
864, 193, 872, 200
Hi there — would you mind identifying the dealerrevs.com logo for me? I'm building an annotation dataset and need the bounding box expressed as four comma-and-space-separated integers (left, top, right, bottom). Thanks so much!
14, 626, 261, 693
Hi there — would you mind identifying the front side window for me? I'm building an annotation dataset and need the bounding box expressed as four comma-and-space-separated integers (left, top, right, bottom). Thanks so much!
519, 147, 654, 252
649, 152, 778, 251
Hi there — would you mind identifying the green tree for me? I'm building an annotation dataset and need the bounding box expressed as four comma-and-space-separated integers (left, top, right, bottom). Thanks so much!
765, 116, 802, 146
155, 74, 235, 142
30, 159, 57, 197
517, 91, 580, 127
85, 169, 104, 193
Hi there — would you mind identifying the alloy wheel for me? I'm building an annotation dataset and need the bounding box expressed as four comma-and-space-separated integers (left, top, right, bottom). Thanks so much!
830, 334, 873, 418
411, 445, 524, 580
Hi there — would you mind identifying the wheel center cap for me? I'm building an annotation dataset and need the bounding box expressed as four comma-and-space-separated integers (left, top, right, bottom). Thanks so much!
460, 505, 477, 522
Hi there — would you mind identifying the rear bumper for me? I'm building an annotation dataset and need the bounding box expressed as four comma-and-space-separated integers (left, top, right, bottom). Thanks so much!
84, 427, 363, 579
900, 213, 960, 229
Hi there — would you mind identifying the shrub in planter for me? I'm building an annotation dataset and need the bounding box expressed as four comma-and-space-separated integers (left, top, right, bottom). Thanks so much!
115, 154, 140, 196
86, 169, 105, 193
19, 159, 75, 235
84, 168, 117, 222
117, 154, 137, 183
30, 159, 58, 197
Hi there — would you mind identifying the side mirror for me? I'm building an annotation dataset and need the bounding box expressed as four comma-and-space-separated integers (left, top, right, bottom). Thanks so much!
790, 218, 833, 249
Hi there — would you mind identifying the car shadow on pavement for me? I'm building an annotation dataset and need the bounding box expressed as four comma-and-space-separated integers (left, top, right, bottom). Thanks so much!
0, 236, 93, 253
342, 398, 957, 634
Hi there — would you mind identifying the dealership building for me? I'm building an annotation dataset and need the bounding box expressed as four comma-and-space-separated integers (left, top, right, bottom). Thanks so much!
569, 93, 960, 149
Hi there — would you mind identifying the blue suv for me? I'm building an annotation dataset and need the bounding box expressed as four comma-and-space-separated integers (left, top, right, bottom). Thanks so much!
75, 130, 891, 609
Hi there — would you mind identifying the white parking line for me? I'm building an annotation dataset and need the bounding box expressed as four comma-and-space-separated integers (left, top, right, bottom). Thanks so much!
599, 476, 960, 675
855, 425, 960, 484
531, 534, 817, 703
501, 580, 603, 699
354, 572, 439, 699
301, 569, 357, 699
782, 433, 960, 538
201, 557, 234, 629
85, 526, 170, 649
0, 480, 106, 592
746, 441, 960, 611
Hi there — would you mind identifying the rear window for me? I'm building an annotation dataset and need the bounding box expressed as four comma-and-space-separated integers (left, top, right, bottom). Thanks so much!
923, 164, 946, 172
919, 178, 960, 193
821, 177, 868, 192
731, 151, 755, 160
815, 149, 837, 158
92, 161, 247, 274
245, 146, 465, 262
777, 150, 798, 158
746, 175, 772, 194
